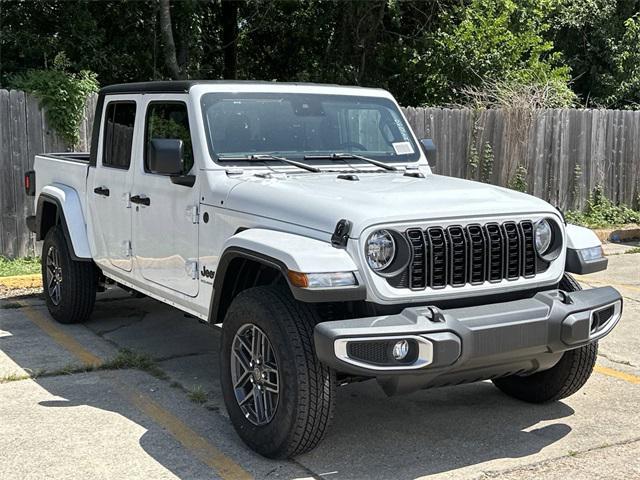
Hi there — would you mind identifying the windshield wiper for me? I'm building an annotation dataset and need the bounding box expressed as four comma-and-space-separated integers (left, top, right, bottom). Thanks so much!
217, 154, 321, 173
304, 153, 398, 171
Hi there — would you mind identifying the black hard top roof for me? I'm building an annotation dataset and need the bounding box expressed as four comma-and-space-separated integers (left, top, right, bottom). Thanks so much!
99, 80, 378, 95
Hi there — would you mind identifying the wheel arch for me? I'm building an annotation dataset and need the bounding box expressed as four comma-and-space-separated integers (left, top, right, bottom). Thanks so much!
208, 229, 365, 323
36, 186, 92, 261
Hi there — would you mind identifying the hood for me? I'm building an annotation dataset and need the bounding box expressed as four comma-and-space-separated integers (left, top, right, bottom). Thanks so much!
224, 172, 557, 237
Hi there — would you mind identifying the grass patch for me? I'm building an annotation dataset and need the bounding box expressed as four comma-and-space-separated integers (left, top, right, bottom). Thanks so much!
187, 385, 208, 404
565, 187, 640, 229
0, 302, 23, 309
0, 372, 33, 383
625, 246, 640, 254
100, 349, 168, 380
0, 256, 40, 277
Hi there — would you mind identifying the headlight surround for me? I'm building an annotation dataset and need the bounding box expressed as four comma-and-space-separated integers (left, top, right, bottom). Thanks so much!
366, 230, 396, 271
535, 219, 553, 255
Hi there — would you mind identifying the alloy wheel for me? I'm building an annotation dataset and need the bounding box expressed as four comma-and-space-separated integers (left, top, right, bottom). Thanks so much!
230, 323, 280, 426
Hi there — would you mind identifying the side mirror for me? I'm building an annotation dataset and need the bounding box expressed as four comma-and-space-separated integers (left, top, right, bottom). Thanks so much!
420, 138, 437, 167
148, 138, 184, 175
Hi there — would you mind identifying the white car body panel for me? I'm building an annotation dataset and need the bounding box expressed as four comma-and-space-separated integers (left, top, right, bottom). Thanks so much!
221, 229, 359, 273
39, 184, 92, 259
565, 223, 602, 249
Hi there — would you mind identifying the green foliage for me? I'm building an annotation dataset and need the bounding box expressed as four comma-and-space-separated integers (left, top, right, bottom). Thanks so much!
423, 0, 574, 106
0, 256, 40, 277
480, 143, 494, 183
11, 53, 98, 146
565, 186, 640, 228
551, 0, 640, 108
468, 144, 480, 180
509, 165, 529, 192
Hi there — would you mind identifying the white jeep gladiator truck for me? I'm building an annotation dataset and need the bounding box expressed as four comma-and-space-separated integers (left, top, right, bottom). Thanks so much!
25, 81, 622, 459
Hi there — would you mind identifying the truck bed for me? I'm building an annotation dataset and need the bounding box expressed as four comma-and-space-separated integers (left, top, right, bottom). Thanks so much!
34, 153, 91, 207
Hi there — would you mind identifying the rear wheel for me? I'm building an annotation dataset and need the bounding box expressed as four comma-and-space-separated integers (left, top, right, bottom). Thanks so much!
42, 226, 96, 324
492, 273, 598, 403
220, 286, 335, 459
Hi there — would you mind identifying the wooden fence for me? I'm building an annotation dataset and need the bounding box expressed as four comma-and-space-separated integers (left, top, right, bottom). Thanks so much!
0, 89, 639, 258
402, 107, 640, 212
0, 90, 96, 259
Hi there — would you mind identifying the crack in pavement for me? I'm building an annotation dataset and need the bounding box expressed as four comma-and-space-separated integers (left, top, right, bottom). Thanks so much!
598, 352, 638, 368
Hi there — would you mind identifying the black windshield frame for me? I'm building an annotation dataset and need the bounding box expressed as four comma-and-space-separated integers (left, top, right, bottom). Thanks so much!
200, 92, 420, 166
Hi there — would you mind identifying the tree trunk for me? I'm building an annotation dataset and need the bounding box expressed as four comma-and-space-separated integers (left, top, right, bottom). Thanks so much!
221, 0, 239, 79
158, 0, 183, 79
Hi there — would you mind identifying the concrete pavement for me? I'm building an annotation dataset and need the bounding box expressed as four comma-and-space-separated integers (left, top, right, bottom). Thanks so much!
1, 254, 639, 479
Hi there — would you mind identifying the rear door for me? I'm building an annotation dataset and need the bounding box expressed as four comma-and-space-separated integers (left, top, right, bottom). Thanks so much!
131, 96, 199, 297
87, 98, 138, 272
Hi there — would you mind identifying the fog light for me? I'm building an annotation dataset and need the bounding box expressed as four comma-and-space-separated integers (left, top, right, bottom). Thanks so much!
392, 340, 410, 360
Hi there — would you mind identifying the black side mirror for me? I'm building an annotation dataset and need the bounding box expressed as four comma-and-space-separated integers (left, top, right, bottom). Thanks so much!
148, 138, 184, 175
420, 138, 437, 167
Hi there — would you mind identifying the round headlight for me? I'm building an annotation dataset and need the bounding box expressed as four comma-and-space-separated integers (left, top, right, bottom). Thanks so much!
366, 230, 396, 271
535, 219, 553, 254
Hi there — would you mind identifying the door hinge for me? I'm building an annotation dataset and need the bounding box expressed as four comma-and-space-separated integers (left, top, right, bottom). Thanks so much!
121, 240, 132, 258
186, 205, 199, 224
185, 259, 198, 280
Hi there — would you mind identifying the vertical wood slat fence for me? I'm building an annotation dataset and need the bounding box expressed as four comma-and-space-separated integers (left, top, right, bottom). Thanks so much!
0, 90, 96, 259
402, 107, 640, 213
0, 89, 638, 258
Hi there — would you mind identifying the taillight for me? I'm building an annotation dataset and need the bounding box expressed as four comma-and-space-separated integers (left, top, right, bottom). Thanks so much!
24, 170, 35, 196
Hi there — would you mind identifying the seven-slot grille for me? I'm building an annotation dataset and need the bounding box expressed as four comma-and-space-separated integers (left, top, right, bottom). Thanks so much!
400, 220, 537, 290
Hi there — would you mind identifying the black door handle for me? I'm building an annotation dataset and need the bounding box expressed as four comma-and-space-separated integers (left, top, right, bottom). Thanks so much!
130, 195, 150, 206
93, 186, 110, 196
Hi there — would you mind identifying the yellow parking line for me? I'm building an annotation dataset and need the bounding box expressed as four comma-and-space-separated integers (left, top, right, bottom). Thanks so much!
120, 383, 252, 480
18, 302, 252, 480
17, 301, 101, 366
595, 365, 640, 385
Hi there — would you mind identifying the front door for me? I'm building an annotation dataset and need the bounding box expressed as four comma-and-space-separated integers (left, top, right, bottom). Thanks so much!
132, 98, 199, 297
88, 99, 138, 272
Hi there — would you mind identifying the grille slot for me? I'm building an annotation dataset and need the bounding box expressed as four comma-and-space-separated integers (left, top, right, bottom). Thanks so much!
502, 221, 521, 280
447, 226, 467, 286
426, 227, 448, 289
407, 229, 427, 289
396, 220, 539, 290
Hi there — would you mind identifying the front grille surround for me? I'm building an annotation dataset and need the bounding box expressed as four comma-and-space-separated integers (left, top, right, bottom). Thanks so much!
384, 218, 551, 292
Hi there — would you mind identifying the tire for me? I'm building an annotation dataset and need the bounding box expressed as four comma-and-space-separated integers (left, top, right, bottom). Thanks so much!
492, 273, 598, 403
41, 226, 96, 324
220, 285, 335, 459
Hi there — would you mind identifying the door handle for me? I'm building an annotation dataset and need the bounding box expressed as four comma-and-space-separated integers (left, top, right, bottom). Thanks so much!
93, 186, 110, 196
130, 195, 150, 206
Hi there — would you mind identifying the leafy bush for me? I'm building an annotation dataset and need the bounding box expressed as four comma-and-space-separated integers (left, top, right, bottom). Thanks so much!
11, 53, 98, 146
565, 186, 640, 228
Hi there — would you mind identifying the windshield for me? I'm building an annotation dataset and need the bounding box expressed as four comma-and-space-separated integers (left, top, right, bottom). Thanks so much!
200, 92, 420, 164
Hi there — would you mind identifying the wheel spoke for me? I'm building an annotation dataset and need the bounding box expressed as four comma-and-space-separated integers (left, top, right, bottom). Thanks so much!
232, 348, 250, 372
233, 370, 251, 389
238, 387, 254, 407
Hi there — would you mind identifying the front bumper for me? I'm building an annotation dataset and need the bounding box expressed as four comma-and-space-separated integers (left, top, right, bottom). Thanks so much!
314, 286, 622, 393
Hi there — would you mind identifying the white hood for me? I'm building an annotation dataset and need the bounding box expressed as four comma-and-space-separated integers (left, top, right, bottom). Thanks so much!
224, 172, 558, 237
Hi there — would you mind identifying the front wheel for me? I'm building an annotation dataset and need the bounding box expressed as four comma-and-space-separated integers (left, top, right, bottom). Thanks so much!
220, 286, 335, 459
41, 226, 96, 324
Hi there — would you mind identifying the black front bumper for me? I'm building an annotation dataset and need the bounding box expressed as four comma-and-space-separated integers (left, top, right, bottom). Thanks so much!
314, 287, 622, 393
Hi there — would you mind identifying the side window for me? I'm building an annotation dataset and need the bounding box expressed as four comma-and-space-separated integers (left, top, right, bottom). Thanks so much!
103, 102, 136, 169
145, 103, 194, 174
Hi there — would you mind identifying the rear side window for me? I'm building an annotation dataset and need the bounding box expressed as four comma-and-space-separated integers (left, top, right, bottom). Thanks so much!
103, 102, 136, 169
145, 102, 194, 174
